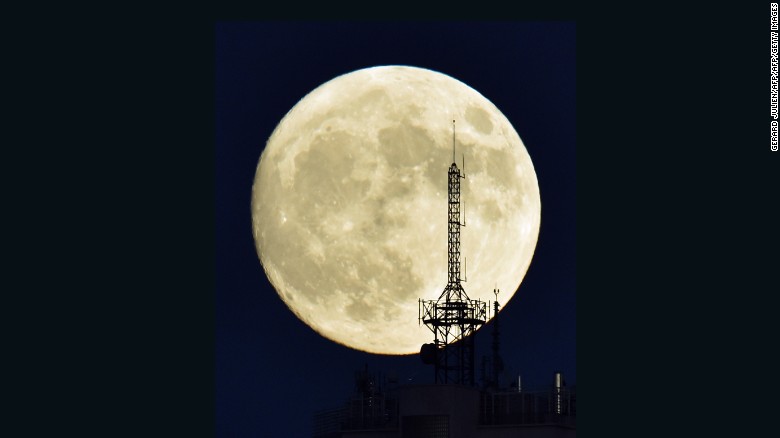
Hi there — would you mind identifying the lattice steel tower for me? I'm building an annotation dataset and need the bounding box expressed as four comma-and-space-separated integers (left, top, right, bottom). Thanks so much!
419, 120, 487, 386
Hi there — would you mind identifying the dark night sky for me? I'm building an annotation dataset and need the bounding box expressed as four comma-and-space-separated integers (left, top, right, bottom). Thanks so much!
216, 22, 575, 438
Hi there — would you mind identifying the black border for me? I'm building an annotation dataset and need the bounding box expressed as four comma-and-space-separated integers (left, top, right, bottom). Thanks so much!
28, 4, 779, 436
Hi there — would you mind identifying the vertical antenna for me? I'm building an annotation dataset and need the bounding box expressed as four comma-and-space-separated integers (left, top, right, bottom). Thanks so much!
492, 287, 501, 389
452, 119, 456, 164
417, 119, 486, 386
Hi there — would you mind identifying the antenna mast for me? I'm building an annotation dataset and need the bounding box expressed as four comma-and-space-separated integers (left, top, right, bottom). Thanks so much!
419, 121, 487, 386
452, 119, 456, 163
491, 288, 503, 389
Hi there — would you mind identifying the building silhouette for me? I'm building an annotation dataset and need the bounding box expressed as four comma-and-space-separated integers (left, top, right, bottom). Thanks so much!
313, 368, 576, 438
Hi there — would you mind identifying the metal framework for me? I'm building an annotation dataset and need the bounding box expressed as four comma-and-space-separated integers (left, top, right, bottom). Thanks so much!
419, 121, 487, 386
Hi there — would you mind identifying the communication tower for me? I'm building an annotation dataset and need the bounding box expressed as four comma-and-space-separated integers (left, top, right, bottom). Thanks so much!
419, 120, 488, 386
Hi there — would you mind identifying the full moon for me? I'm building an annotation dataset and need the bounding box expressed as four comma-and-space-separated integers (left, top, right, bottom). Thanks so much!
251, 65, 540, 355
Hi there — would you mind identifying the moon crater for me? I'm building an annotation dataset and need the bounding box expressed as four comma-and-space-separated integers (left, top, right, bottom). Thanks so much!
466, 105, 494, 134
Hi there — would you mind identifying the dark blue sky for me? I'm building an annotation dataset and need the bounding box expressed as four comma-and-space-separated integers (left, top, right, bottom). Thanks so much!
216, 22, 575, 437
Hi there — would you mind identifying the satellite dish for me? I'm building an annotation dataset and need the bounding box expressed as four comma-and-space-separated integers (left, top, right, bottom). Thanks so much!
420, 343, 437, 365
